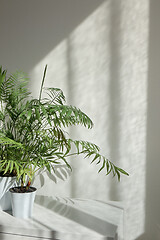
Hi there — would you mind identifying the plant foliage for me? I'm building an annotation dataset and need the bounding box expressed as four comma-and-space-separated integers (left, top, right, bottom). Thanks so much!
0, 65, 129, 190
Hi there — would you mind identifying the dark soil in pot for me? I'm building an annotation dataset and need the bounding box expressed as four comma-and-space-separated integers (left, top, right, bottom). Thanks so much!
0, 171, 17, 177
10, 186, 36, 193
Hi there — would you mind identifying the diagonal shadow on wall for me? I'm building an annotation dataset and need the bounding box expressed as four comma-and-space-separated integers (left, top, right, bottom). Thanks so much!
0, 0, 105, 73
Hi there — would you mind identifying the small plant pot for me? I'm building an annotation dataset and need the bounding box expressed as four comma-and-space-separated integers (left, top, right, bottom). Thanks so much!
9, 186, 37, 218
0, 176, 17, 211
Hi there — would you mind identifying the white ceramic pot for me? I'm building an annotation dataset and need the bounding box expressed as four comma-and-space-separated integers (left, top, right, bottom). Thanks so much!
9, 186, 37, 218
0, 176, 17, 211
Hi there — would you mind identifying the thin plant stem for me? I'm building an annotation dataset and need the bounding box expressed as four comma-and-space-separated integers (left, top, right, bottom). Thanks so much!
39, 65, 47, 101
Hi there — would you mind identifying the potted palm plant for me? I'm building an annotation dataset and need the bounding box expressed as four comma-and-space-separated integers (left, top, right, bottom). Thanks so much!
0, 67, 25, 211
0, 65, 128, 218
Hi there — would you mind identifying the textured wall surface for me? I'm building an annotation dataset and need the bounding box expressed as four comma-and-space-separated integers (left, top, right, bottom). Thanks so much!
0, 1, 153, 239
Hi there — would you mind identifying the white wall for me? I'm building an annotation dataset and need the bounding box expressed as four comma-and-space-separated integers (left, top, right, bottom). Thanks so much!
0, 0, 104, 73
0, 0, 159, 239
145, 1, 160, 239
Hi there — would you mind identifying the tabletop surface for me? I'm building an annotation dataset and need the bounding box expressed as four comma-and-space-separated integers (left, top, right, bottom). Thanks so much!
0, 195, 124, 240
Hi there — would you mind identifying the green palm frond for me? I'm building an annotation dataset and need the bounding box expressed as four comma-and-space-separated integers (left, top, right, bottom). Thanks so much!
41, 104, 93, 129
0, 132, 23, 148
61, 138, 129, 180
0, 65, 129, 185
44, 87, 66, 105
6, 71, 30, 106
8, 71, 30, 95
0, 159, 23, 175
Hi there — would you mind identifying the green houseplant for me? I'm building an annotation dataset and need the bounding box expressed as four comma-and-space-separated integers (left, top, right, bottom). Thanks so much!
0, 65, 128, 217
0, 67, 25, 211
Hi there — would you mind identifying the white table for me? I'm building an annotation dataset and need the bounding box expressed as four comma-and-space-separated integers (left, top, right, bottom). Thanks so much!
0, 195, 124, 240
